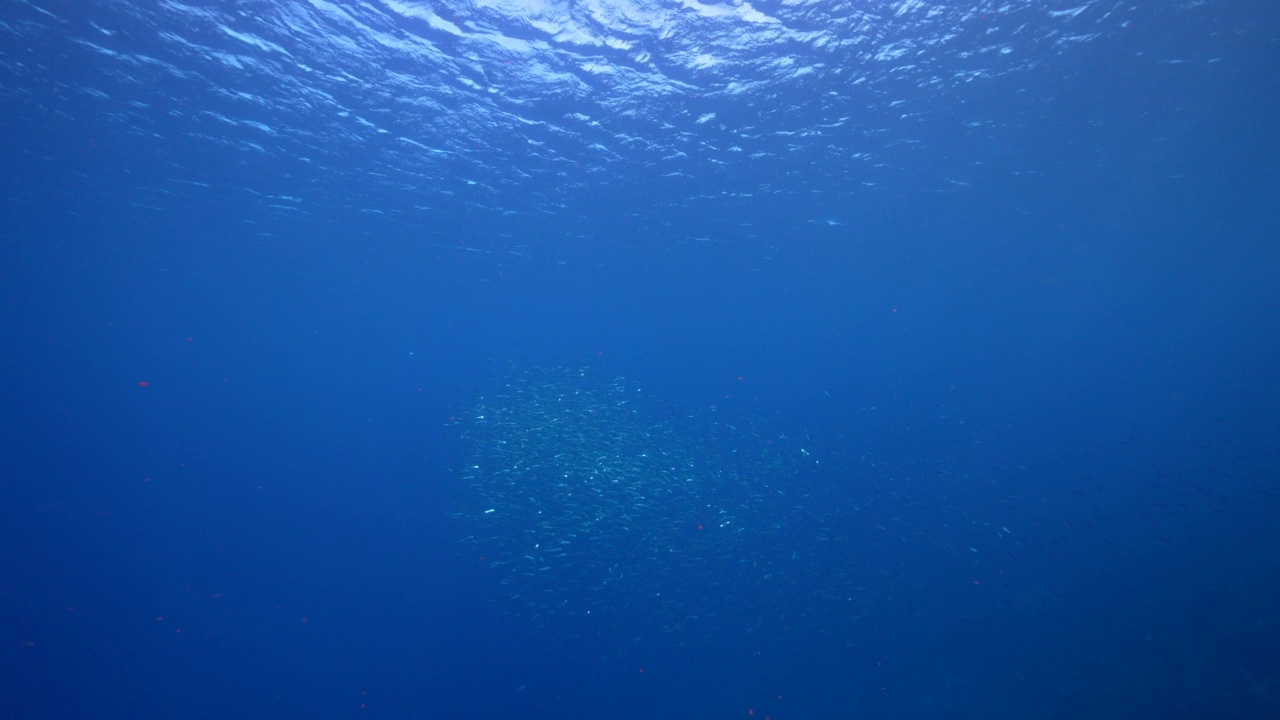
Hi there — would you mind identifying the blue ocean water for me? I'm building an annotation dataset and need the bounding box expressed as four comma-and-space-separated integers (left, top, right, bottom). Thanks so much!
2, 0, 1278, 717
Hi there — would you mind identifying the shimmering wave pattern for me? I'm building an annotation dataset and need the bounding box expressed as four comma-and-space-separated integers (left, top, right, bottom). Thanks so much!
2, 0, 1144, 234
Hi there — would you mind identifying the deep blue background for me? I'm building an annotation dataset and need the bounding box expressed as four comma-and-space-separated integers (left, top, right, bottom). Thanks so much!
3, 0, 1280, 717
